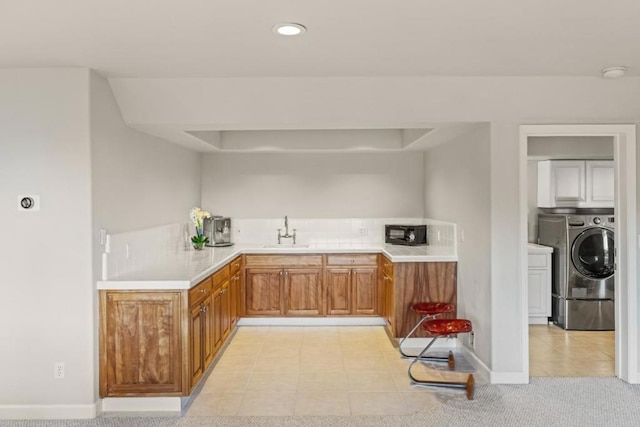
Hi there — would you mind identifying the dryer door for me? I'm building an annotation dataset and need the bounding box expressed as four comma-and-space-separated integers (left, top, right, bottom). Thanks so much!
571, 227, 615, 280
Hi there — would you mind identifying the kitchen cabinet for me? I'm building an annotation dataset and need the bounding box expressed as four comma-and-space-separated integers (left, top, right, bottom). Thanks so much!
99, 291, 183, 397
100, 261, 240, 398
528, 246, 552, 324
212, 266, 231, 351
229, 255, 243, 327
188, 277, 214, 389
380, 257, 457, 338
326, 254, 378, 315
538, 160, 614, 208
284, 268, 323, 316
380, 255, 395, 334
245, 255, 324, 316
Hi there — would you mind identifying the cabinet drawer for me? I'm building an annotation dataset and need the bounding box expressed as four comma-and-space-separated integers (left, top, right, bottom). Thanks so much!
229, 256, 243, 275
189, 277, 212, 306
244, 255, 323, 267
528, 254, 548, 269
326, 254, 377, 266
213, 265, 230, 288
380, 255, 393, 276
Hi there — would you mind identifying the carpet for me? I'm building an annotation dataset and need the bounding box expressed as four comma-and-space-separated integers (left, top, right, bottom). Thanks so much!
2, 377, 639, 427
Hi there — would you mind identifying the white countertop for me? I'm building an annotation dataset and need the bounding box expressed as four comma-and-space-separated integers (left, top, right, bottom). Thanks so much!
528, 243, 554, 254
97, 243, 457, 290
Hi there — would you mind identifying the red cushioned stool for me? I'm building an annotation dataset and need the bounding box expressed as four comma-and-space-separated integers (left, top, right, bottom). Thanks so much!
399, 302, 456, 368
408, 318, 475, 400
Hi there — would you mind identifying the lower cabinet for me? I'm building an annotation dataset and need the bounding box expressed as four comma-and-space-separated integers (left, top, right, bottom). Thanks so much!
100, 291, 183, 397
379, 256, 457, 338
244, 255, 325, 316
245, 268, 283, 315
326, 267, 377, 315
528, 252, 552, 324
100, 261, 239, 398
284, 268, 323, 316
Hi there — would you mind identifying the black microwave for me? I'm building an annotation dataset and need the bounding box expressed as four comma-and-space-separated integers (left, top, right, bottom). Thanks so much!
385, 225, 427, 246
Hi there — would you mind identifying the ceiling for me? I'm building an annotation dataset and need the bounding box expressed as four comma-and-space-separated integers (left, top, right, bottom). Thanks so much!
2, 1, 638, 151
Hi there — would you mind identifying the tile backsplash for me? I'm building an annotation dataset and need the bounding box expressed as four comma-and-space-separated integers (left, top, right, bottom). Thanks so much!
101, 218, 456, 280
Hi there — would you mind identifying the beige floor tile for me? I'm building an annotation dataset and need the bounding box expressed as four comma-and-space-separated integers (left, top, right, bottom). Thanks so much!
222, 343, 262, 358
212, 356, 256, 373
185, 393, 243, 416
343, 355, 389, 372
246, 372, 299, 392
297, 371, 349, 392
295, 391, 351, 416
260, 342, 301, 357
529, 365, 551, 377
348, 391, 408, 416
200, 372, 250, 394
300, 354, 345, 372
300, 343, 343, 356
347, 372, 397, 392
253, 355, 300, 373
236, 392, 297, 416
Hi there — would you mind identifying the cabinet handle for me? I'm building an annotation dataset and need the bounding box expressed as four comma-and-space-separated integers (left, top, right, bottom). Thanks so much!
200, 289, 206, 293
351, 259, 355, 263
280, 271, 283, 276
235, 263, 240, 268
285, 271, 289, 276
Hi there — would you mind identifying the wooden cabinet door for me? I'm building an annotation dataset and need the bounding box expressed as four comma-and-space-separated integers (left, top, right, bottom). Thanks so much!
230, 273, 239, 329
326, 268, 352, 315
201, 295, 214, 369
382, 272, 395, 335
212, 287, 223, 353
221, 281, 231, 341
189, 302, 204, 388
353, 268, 377, 315
246, 269, 283, 315
100, 291, 182, 396
284, 268, 323, 316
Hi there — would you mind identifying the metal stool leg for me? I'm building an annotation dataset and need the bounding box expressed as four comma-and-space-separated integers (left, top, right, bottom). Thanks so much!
399, 315, 455, 367
408, 336, 474, 400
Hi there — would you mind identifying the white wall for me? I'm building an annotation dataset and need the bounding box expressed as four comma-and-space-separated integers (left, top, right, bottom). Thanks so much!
528, 136, 614, 159
0, 69, 95, 416
423, 125, 492, 368
90, 72, 201, 235
200, 152, 424, 218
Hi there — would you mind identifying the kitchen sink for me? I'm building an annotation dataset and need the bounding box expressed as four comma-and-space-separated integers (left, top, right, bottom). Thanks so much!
262, 244, 310, 248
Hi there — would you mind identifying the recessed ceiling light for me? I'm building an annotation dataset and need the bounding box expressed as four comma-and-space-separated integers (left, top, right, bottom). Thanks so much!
601, 66, 627, 79
272, 23, 306, 36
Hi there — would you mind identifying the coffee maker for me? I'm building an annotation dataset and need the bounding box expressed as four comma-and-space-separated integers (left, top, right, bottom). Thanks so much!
203, 216, 233, 247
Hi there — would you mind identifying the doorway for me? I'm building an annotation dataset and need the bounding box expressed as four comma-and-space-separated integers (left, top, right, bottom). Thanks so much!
519, 124, 637, 383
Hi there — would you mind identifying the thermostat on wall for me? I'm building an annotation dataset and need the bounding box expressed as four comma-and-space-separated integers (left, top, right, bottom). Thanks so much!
17, 195, 40, 211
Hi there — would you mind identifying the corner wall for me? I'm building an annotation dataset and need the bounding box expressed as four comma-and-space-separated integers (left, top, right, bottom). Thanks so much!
423, 124, 492, 368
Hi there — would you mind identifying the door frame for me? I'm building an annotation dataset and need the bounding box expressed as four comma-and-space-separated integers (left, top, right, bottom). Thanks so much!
519, 124, 637, 383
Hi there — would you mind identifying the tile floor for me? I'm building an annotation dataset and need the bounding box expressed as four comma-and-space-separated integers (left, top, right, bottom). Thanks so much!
529, 324, 615, 377
185, 326, 477, 416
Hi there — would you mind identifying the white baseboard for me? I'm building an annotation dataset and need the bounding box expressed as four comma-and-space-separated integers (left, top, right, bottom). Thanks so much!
0, 403, 97, 420
101, 397, 181, 412
238, 317, 386, 326
528, 317, 550, 325
490, 371, 530, 384
457, 343, 491, 382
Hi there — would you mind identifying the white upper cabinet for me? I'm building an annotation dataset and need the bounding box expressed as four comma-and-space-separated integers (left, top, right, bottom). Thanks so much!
537, 160, 614, 208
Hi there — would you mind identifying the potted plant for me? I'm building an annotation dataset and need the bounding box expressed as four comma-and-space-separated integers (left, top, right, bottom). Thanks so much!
189, 207, 211, 250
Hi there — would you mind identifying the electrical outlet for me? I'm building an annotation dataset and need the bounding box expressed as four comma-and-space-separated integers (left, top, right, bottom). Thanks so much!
437, 230, 441, 242
54, 362, 65, 379
359, 227, 368, 236
469, 331, 475, 349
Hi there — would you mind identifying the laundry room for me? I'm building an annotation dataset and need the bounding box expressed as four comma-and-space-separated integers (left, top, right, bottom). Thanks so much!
526, 135, 616, 377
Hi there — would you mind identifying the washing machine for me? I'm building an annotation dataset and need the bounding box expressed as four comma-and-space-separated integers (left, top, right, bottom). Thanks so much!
538, 210, 615, 330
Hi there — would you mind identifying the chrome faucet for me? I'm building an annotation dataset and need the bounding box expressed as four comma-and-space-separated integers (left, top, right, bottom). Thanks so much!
277, 215, 296, 244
